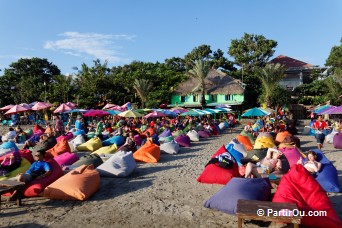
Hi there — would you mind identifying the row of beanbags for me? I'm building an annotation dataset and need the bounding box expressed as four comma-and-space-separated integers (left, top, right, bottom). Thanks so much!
133, 141, 160, 163
197, 145, 239, 185
160, 141, 180, 154
76, 137, 102, 152
333, 133, 342, 149
311, 149, 340, 192
273, 164, 342, 227
96, 151, 136, 177
204, 178, 272, 214
44, 164, 100, 201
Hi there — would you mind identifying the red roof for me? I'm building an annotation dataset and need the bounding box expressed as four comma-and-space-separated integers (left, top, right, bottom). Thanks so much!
270, 55, 313, 68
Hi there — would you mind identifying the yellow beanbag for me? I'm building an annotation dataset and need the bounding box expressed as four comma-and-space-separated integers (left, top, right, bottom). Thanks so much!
91, 144, 117, 155
76, 137, 102, 152
0, 158, 31, 181
133, 141, 160, 163
254, 136, 276, 149
44, 165, 100, 201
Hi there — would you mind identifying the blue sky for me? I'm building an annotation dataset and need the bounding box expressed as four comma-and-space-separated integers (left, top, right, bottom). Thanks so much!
0, 0, 341, 75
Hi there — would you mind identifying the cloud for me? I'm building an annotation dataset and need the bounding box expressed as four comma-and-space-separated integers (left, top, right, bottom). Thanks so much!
44, 32, 135, 63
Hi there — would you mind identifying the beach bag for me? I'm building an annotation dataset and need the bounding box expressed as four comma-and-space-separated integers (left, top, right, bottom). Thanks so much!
333, 133, 342, 149
72, 154, 103, 168
175, 134, 191, 147
160, 140, 180, 155
273, 164, 342, 228
102, 135, 125, 147
91, 144, 117, 155
44, 165, 100, 201
96, 151, 136, 177
133, 141, 160, 163
76, 137, 102, 152
187, 130, 200, 142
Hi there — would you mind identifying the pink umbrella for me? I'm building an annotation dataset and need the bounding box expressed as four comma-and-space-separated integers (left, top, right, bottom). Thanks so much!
144, 111, 167, 118
5, 105, 29, 115
102, 103, 117, 109
54, 103, 74, 113
19, 103, 32, 109
109, 105, 126, 111
0, 104, 15, 111
322, 105, 342, 115
31, 102, 53, 111
65, 102, 76, 108
83, 109, 110, 117
170, 108, 188, 114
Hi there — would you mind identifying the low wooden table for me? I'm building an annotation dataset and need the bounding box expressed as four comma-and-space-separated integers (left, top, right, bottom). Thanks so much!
236, 199, 302, 228
0, 180, 26, 211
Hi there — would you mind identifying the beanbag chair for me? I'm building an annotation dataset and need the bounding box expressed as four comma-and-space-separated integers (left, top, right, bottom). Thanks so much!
133, 141, 160, 163
333, 133, 342, 149
172, 130, 184, 137
256, 132, 273, 139
134, 135, 143, 146
158, 136, 174, 144
24, 129, 33, 137
102, 135, 125, 147
76, 137, 102, 152
44, 165, 100, 201
0, 158, 31, 181
197, 145, 239, 185
96, 151, 136, 177
0, 141, 19, 151
187, 130, 200, 142
19, 149, 34, 164
213, 124, 221, 134
46, 138, 71, 157
33, 124, 45, 133
159, 129, 171, 138
275, 131, 290, 144
71, 154, 103, 168
54, 152, 79, 167
253, 136, 275, 149
160, 141, 180, 154
91, 144, 117, 155
56, 132, 74, 143
210, 124, 219, 135
326, 129, 338, 144
236, 135, 253, 151
281, 135, 301, 148
240, 130, 255, 144
246, 148, 268, 160
198, 130, 210, 138
279, 147, 304, 167
68, 134, 85, 152
24, 159, 64, 197
311, 149, 340, 192
86, 132, 96, 140
273, 164, 342, 228
0, 148, 15, 157
226, 144, 244, 166
204, 178, 271, 214
71, 129, 85, 137
175, 134, 191, 147
218, 122, 226, 131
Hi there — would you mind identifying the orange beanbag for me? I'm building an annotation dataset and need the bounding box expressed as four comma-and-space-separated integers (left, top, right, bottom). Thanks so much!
44, 165, 100, 201
133, 141, 160, 163
236, 135, 253, 151
46, 138, 71, 157
275, 131, 290, 144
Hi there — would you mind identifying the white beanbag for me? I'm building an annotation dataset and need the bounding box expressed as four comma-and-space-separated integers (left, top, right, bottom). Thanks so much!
96, 151, 136, 177
218, 122, 226, 130
326, 129, 339, 144
227, 138, 247, 157
160, 141, 180, 154
187, 130, 200, 142
69, 135, 85, 152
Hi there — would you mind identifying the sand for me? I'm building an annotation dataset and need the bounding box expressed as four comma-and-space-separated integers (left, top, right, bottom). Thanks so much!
0, 123, 341, 228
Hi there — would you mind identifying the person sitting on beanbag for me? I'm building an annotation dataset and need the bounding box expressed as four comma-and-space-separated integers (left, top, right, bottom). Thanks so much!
120, 132, 137, 152
245, 148, 282, 178
297, 150, 321, 175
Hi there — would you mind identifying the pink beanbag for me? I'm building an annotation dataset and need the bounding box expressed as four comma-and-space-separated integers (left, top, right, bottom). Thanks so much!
175, 134, 191, 147
198, 130, 210, 138
54, 152, 79, 167
197, 145, 239, 185
273, 164, 342, 228
24, 159, 64, 197
333, 133, 342, 149
279, 147, 304, 167
56, 132, 74, 142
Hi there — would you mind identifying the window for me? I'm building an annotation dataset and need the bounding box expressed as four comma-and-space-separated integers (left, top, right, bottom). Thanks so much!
225, 94, 231, 101
181, 96, 186, 102
193, 95, 199, 102
211, 94, 217, 102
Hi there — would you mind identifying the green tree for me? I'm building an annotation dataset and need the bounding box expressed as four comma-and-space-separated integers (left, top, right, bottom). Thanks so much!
326, 38, 342, 89
187, 59, 211, 109
133, 79, 153, 108
51, 75, 75, 103
258, 85, 291, 108
255, 63, 286, 107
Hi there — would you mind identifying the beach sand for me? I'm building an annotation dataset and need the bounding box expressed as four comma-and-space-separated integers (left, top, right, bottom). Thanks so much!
0, 123, 341, 228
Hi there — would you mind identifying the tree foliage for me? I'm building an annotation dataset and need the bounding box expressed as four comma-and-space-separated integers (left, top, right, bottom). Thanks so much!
133, 79, 153, 108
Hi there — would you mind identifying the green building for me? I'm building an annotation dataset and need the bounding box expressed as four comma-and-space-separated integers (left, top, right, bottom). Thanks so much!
169, 69, 245, 108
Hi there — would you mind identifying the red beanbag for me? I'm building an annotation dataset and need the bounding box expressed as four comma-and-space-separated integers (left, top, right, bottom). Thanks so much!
56, 132, 74, 142
273, 164, 342, 228
24, 159, 64, 197
237, 135, 253, 151
33, 124, 45, 133
46, 138, 71, 157
197, 145, 239, 185
133, 141, 160, 163
19, 149, 34, 164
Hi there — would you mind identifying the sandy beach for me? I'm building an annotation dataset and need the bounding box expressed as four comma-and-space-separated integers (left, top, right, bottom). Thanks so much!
0, 122, 341, 228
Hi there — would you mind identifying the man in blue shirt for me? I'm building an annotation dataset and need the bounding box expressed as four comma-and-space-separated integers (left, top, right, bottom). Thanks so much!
17, 151, 51, 183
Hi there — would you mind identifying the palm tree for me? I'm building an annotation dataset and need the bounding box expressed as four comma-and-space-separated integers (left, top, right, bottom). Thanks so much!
188, 59, 211, 109
255, 63, 285, 107
133, 79, 153, 108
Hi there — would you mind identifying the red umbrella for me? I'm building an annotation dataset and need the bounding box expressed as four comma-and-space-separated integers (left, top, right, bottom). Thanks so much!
0, 104, 15, 111
83, 109, 110, 117
54, 103, 74, 113
5, 105, 29, 115
31, 102, 53, 111
144, 111, 167, 118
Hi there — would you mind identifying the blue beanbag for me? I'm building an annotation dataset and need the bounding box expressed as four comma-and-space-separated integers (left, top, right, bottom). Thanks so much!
0, 141, 19, 151
73, 129, 85, 136
311, 149, 340, 192
204, 177, 271, 215
159, 129, 171, 138
226, 144, 243, 166
102, 136, 125, 147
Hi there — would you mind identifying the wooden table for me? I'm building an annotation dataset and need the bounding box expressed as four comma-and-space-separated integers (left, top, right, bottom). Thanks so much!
236, 199, 302, 228
0, 180, 26, 211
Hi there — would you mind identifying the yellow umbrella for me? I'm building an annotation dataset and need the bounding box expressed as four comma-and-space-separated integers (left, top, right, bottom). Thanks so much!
118, 110, 143, 118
